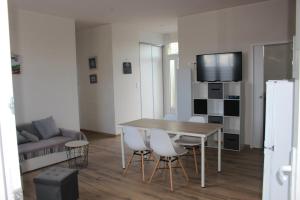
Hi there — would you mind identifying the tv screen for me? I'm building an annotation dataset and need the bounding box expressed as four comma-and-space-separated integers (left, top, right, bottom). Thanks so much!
196, 52, 242, 82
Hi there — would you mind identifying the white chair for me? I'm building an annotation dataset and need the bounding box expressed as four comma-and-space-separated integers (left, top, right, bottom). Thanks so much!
164, 114, 177, 121
149, 128, 188, 191
175, 116, 206, 175
123, 126, 153, 182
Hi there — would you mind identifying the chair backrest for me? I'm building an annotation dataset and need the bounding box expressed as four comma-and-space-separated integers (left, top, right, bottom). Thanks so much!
189, 116, 206, 123
150, 128, 177, 157
164, 114, 177, 121
123, 127, 147, 151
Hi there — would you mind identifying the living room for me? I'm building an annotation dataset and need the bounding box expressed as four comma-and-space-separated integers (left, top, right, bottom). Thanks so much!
0, 0, 299, 199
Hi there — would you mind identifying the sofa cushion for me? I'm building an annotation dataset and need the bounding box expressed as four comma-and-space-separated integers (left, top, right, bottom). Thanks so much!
18, 136, 73, 154
21, 130, 39, 142
17, 123, 42, 139
33, 117, 60, 139
17, 130, 29, 144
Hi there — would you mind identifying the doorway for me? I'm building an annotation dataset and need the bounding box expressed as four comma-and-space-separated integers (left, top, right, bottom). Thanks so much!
139, 43, 164, 119
252, 42, 293, 148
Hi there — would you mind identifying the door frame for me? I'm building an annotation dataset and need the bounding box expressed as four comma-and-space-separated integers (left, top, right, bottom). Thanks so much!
251, 40, 292, 148
0, 0, 23, 198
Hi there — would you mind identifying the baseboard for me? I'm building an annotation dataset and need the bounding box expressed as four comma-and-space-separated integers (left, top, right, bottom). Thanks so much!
80, 129, 117, 136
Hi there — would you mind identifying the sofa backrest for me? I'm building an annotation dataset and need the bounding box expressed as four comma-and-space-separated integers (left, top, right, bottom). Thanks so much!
16, 123, 43, 139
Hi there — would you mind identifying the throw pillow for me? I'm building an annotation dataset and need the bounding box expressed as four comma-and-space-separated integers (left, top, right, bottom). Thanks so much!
17, 130, 29, 144
20, 130, 39, 142
32, 116, 60, 139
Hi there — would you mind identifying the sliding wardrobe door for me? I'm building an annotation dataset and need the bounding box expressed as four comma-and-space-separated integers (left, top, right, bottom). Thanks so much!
140, 44, 154, 118
152, 46, 163, 119
140, 43, 163, 119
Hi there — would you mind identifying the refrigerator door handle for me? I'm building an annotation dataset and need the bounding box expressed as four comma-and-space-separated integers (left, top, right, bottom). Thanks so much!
264, 145, 274, 151
277, 165, 292, 184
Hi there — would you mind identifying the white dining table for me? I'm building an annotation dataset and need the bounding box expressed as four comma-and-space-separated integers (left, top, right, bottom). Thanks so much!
118, 118, 223, 188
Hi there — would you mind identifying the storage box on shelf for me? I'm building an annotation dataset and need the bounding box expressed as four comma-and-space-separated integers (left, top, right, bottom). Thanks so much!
192, 81, 243, 151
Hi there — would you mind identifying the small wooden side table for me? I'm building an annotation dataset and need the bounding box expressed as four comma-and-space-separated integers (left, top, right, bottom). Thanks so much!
65, 140, 89, 169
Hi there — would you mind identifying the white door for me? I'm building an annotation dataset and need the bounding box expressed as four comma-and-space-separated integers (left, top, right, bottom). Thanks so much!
140, 44, 163, 119
262, 81, 294, 200
140, 44, 154, 118
0, 0, 23, 198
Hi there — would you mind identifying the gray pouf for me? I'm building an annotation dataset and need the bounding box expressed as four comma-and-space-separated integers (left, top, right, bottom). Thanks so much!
34, 167, 79, 200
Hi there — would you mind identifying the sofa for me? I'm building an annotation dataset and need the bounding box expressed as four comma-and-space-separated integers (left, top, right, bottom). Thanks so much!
17, 117, 86, 173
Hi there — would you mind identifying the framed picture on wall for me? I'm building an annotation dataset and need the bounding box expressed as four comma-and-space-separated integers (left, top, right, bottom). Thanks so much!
11, 54, 21, 74
123, 62, 132, 74
89, 57, 97, 69
89, 74, 97, 84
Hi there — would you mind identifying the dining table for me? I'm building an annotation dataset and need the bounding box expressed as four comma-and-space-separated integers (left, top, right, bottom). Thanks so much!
118, 118, 223, 188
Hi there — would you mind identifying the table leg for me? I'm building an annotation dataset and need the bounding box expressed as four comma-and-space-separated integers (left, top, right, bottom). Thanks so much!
218, 129, 221, 172
201, 137, 205, 188
121, 128, 125, 169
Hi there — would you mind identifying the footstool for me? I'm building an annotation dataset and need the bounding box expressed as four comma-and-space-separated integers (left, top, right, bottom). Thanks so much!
34, 167, 79, 200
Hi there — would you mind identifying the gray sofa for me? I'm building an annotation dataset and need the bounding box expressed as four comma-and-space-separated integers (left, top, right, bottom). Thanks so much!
17, 118, 86, 173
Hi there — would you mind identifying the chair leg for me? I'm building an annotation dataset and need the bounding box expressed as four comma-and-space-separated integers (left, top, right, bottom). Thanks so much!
192, 146, 199, 175
177, 157, 189, 182
148, 158, 160, 183
141, 151, 145, 182
168, 159, 173, 192
123, 153, 134, 176
149, 151, 156, 162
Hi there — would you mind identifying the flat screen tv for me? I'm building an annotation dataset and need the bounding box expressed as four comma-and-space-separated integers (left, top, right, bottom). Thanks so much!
196, 52, 242, 82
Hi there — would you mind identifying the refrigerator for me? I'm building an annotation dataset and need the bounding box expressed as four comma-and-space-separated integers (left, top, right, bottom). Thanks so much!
262, 80, 295, 200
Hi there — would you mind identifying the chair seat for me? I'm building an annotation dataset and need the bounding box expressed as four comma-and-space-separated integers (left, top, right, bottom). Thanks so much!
173, 146, 188, 156
175, 136, 206, 146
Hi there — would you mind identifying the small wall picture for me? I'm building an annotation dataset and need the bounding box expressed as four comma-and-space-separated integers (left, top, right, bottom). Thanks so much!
123, 62, 132, 74
89, 57, 97, 69
11, 54, 21, 74
89, 74, 97, 84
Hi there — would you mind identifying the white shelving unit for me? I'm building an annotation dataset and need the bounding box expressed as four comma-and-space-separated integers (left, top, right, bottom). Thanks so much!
192, 81, 244, 151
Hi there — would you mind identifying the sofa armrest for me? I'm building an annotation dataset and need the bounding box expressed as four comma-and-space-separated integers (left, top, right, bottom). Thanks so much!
59, 128, 87, 141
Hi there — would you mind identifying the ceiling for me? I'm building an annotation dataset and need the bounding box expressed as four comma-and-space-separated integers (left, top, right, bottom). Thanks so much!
10, 0, 267, 33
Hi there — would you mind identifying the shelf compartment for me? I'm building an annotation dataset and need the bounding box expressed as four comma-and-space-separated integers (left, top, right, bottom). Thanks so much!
207, 99, 223, 116
192, 82, 208, 99
224, 82, 241, 99
208, 116, 223, 124
224, 133, 239, 151
208, 83, 223, 99
223, 128, 240, 135
206, 133, 224, 148
224, 100, 239, 116
193, 99, 207, 115
224, 117, 240, 133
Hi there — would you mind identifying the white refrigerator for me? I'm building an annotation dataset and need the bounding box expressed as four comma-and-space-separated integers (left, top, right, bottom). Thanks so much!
262, 80, 295, 200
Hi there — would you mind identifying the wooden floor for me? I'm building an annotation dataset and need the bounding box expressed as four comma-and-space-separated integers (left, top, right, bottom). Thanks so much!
22, 132, 263, 200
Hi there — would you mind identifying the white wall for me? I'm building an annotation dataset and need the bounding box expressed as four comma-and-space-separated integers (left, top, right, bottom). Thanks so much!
10, 10, 80, 130
112, 23, 163, 132
76, 22, 163, 134
163, 32, 178, 45
178, 0, 295, 145
76, 25, 115, 134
